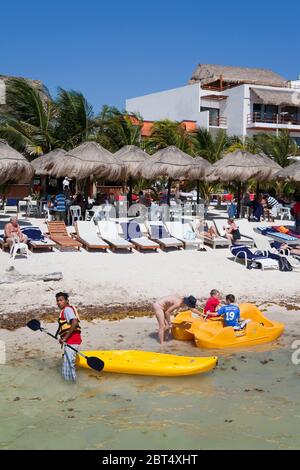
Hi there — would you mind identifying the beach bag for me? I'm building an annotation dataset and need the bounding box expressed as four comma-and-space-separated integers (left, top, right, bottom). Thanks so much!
184, 229, 196, 240
278, 256, 293, 272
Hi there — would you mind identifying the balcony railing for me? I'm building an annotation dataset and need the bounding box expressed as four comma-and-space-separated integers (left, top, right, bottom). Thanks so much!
209, 116, 227, 127
248, 112, 300, 126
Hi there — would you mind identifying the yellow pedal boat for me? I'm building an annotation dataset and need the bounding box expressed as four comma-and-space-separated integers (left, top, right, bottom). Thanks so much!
172, 303, 284, 349
76, 350, 217, 376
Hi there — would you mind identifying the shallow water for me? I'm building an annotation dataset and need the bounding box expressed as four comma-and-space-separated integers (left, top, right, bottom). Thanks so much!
1, 342, 300, 450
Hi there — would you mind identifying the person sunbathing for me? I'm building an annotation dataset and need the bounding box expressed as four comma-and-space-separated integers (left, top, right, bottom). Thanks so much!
153, 294, 200, 345
223, 218, 241, 244
194, 219, 218, 239
4, 216, 28, 249
279, 243, 300, 256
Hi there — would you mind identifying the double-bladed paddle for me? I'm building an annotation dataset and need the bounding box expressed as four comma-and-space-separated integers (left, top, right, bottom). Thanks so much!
26, 319, 104, 372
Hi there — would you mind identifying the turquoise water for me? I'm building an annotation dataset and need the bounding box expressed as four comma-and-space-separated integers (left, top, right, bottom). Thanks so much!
1, 345, 300, 449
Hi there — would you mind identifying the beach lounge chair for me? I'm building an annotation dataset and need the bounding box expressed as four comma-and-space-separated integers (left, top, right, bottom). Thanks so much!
230, 245, 279, 270
120, 221, 159, 252
4, 198, 18, 214
98, 221, 133, 251
21, 226, 56, 251
47, 221, 82, 250
145, 221, 183, 251
190, 220, 230, 249
74, 221, 109, 251
165, 221, 203, 249
213, 218, 254, 247
236, 219, 274, 251
255, 226, 300, 245
0, 232, 6, 250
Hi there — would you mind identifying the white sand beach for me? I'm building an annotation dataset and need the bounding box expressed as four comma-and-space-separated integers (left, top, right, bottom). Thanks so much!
0, 213, 299, 321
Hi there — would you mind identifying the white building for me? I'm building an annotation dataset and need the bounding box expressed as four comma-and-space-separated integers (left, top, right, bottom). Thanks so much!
126, 64, 300, 145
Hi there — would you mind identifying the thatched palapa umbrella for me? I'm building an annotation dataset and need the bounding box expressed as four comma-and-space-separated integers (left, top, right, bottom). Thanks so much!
188, 156, 211, 204
206, 150, 281, 217
49, 141, 122, 180
275, 161, 300, 181
31, 148, 67, 176
0, 139, 34, 185
114, 145, 148, 204
136, 146, 197, 204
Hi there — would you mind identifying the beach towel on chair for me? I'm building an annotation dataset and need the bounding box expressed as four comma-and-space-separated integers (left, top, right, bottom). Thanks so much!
21, 227, 44, 241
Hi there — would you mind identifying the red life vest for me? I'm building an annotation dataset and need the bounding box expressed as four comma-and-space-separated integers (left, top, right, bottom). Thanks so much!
57, 305, 82, 345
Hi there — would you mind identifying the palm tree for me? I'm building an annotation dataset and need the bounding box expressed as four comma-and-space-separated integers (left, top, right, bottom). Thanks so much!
94, 106, 142, 152
145, 119, 194, 154
250, 130, 298, 167
54, 88, 96, 149
0, 78, 56, 157
192, 128, 233, 163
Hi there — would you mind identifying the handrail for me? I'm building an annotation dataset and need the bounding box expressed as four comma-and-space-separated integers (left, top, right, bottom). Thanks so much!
209, 116, 227, 127
247, 112, 300, 126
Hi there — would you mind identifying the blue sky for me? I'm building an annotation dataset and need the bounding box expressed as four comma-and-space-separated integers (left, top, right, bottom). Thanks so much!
1, 0, 299, 113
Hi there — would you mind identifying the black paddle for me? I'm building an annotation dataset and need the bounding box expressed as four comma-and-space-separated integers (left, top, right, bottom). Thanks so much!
26, 319, 104, 372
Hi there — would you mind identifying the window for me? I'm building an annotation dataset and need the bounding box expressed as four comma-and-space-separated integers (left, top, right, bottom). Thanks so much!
200, 107, 219, 125
253, 103, 262, 114
281, 106, 300, 122
292, 137, 300, 147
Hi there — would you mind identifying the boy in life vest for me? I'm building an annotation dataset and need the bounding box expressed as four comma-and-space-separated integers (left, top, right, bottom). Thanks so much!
203, 289, 221, 318
55, 292, 82, 381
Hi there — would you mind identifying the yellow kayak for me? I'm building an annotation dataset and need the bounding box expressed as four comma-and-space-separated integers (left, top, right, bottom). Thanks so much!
76, 350, 217, 376
172, 303, 284, 349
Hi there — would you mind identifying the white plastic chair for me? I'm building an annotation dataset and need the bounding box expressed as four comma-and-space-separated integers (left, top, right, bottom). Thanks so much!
9, 236, 30, 260
18, 200, 28, 215
279, 206, 292, 221
26, 200, 39, 217
69, 205, 82, 226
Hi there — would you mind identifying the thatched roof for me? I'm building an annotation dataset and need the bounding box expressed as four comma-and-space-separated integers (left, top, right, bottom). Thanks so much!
31, 149, 67, 175
206, 150, 281, 183
189, 64, 287, 87
49, 141, 122, 180
136, 146, 196, 180
188, 156, 211, 180
275, 161, 300, 181
114, 145, 149, 179
0, 139, 34, 184
251, 88, 296, 107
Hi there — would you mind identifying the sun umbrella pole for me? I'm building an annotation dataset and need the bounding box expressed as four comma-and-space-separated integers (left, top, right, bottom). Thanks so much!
128, 176, 133, 206
236, 181, 242, 218
197, 180, 200, 205
256, 182, 260, 198
167, 178, 172, 205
